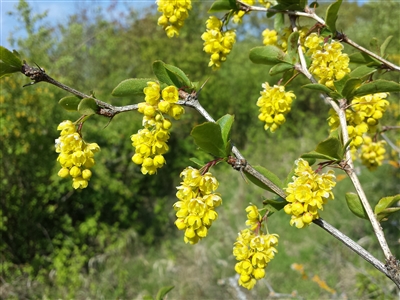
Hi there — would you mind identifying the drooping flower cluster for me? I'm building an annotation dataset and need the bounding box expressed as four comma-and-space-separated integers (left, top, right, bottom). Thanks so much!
256, 82, 296, 132
173, 167, 222, 244
232, 0, 255, 23
328, 92, 389, 154
55, 120, 100, 189
131, 82, 184, 175
361, 136, 386, 170
201, 16, 236, 70
156, 0, 192, 38
305, 33, 350, 89
262, 27, 309, 52
233, 205, 279, 290
284, 159, 336, 228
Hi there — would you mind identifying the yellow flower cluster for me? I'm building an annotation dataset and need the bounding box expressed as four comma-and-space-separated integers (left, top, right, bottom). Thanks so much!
262, 27, 309, 52
201, 16, 236, 70
256, 82, 296, 132
55, 120, 100, 189
284, 159, 336, 228
156, 0, 192, 38
305, 33, 350, 88
131, 82, 184, 175
233, 205, 279, 290
173, 167, 222, 244
361, 136, 386, 170
328, 93, 389, 152
232, 0, 254, 23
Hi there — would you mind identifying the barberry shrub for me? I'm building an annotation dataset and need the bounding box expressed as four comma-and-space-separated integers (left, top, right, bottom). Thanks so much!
1, 0, 400, 297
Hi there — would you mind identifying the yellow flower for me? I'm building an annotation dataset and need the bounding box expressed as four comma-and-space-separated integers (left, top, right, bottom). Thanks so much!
55, 121, 100, 189
257, 83, 296, 132
201, 16, 236, 70
173, 167, 222, 244
156, 0, 192, 38
284, 159, 336, 228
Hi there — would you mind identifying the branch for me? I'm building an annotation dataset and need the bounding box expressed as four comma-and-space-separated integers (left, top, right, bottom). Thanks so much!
293, 22, 399, 284
237, 0, 400, 73
338, 33, 400, 72
21, 61, 138, 118
313, 219, 399, 288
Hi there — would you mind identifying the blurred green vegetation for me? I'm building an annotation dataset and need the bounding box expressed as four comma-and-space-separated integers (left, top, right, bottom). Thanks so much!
1, 0, 399, 299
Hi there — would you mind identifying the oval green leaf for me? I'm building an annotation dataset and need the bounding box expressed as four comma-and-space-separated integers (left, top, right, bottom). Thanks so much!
302, 83, 333, 95
269, 62, 294, 76
191, 122, 226, 158
112, 78, 154, 97
249, 46, 289, 65
216, 114, 234, 146
156, 285, 174, 300
345, 192, 368, 219
59, 96, 81, 111
287, 31, 299, 64
315, 136, 342, 160
341, 78, 362, 99
325, 0, 343, 36
352, 80, 400, 97
164, 63, 193, 89
374, 194, 400, 215
380, 36, 393, 58
78, 98, 98, 115
0, 46, 23, 78
208, 0, 236, 12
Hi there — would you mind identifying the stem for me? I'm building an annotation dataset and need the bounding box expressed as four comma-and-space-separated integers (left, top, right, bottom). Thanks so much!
313, 219, 399, 288
333, 99, 393, 261
340, 34, 400, 72
21, 62, 139, 118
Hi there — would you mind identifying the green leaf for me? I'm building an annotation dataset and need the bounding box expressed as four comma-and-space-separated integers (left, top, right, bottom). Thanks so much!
333, 74, 349, 94
269, 62, 293, 76
0, 46, 23, 78
309, 1, 319, 8
349, 52, 380, 65
374, 194, 400, 215
153, 61, 180, 87
208, 0, 236, 12
111, 78, 154, 97
376, 207, 400, 222
189, 157, 206, 167
164, 63, 193, 89
315, 137, 342, 160
349, 65, 377, 79
249, 46, 289, 65
341, 78, 362, 99
301, 151, 338, 161
302, 83, 333, 95
325, 0, 343, 35
345, 193, 368, 219
274, 13, 285, 31
156, 285, 174, 300
245, 165, 283, 194
286, 31, 299, 64
191, 122, 226, 158
352, 80, 400, 97
380, 36, 393, 58
59, 96, 81, 111
77, 98, 98, 115
216, 114, 234, 153
369, 37, 379, 52
263, 197, 287, 214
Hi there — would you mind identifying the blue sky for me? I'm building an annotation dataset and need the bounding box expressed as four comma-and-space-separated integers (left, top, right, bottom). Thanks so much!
1, 0, 369, 50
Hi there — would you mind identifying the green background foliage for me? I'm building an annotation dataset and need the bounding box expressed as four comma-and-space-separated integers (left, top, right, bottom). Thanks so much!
1, 0, 399, 298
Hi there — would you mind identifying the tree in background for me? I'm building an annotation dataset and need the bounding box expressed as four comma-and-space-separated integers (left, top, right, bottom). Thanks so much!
1, 0, 399, 298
